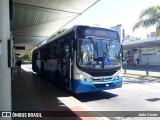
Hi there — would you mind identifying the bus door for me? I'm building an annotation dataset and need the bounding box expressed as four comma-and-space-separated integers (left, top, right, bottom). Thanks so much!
62, 40, 72, 90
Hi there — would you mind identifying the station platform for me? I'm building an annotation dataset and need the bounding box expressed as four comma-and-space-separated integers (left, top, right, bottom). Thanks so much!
12, 65, 102, 120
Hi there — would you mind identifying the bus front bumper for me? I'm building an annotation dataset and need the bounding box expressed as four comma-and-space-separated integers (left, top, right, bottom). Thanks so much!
72, 77, 123, 93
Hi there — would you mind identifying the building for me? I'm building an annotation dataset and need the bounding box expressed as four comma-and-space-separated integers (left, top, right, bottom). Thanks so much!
123, 36, 160, 65
111, 24, 122, 41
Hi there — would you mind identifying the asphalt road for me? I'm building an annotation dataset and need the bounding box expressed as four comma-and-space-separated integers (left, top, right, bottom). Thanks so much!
75, 77, 160, 120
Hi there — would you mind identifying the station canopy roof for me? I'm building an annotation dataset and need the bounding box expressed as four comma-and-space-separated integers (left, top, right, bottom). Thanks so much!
122, 36, 160, 50
11, 0, 99, 57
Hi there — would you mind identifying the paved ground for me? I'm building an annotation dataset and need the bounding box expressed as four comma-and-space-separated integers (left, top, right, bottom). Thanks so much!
12, 65, 101, 120
13, 64, 160, 120
75, 77, 160, 120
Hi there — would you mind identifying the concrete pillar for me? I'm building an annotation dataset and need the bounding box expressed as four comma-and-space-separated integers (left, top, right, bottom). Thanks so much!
0, 0, 12, 119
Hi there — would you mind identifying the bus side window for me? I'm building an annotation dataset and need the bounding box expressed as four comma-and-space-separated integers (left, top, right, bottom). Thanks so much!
56, 40, 62, 59
50, 42, 56, 59
63, 43, 69, 63
33, 50, 38, 59
44, 45, 50, 60
46, 44, 50, 59
37, 49, 40, 59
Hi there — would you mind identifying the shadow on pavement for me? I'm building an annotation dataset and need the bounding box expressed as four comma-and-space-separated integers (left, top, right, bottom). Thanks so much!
74, 91, 118, 102
146, 98, 160, 102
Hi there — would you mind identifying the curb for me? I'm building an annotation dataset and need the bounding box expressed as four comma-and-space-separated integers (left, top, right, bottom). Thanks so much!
58, 96, 110, 120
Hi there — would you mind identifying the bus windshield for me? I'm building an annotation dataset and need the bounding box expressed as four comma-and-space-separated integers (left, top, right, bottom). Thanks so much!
77, 38, 121, 69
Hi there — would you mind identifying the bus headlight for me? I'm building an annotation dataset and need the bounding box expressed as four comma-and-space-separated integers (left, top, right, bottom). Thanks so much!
79, 74, 91, 82
114, 72, 122, 80
80, 74, 84, 79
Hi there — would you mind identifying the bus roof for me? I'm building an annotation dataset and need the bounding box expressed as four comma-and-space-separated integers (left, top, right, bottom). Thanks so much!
33, 25, 119, 51
33, 25, 80, 51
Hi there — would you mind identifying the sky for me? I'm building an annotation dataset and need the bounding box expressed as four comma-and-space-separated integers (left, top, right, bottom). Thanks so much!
64, 0, 160, 39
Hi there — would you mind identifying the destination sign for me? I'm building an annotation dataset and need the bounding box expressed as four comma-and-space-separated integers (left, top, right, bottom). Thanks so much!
77, 26, 119, 39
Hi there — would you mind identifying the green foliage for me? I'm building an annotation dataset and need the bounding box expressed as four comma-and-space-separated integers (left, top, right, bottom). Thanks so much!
156, 25, 160, 36
133, 5, 160, 31
22, 52, 32, 61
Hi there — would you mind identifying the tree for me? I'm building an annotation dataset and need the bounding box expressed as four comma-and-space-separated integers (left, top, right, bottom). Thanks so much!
133, 5, 160, 36
22, 52, 32, 61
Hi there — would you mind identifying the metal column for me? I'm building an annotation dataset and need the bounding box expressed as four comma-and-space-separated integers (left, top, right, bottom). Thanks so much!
0, 0, 12, 119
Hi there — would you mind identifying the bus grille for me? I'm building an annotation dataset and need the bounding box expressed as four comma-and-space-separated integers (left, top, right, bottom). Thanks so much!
92, 77, 112, 82
88, 71, 115, 76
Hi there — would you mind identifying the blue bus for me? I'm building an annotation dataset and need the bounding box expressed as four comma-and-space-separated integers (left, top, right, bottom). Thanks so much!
32, 25, 123, 93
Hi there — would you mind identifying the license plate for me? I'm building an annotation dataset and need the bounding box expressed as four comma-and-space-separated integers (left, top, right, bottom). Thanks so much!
115, 82, 122, 87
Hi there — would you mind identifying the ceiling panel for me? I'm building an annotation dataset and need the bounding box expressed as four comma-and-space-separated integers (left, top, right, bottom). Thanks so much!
14, 36, 46, 45
13, 15, 76, 37
11, 0, 100, 57
13, 0, 97, 13
11, 3, 77, 30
